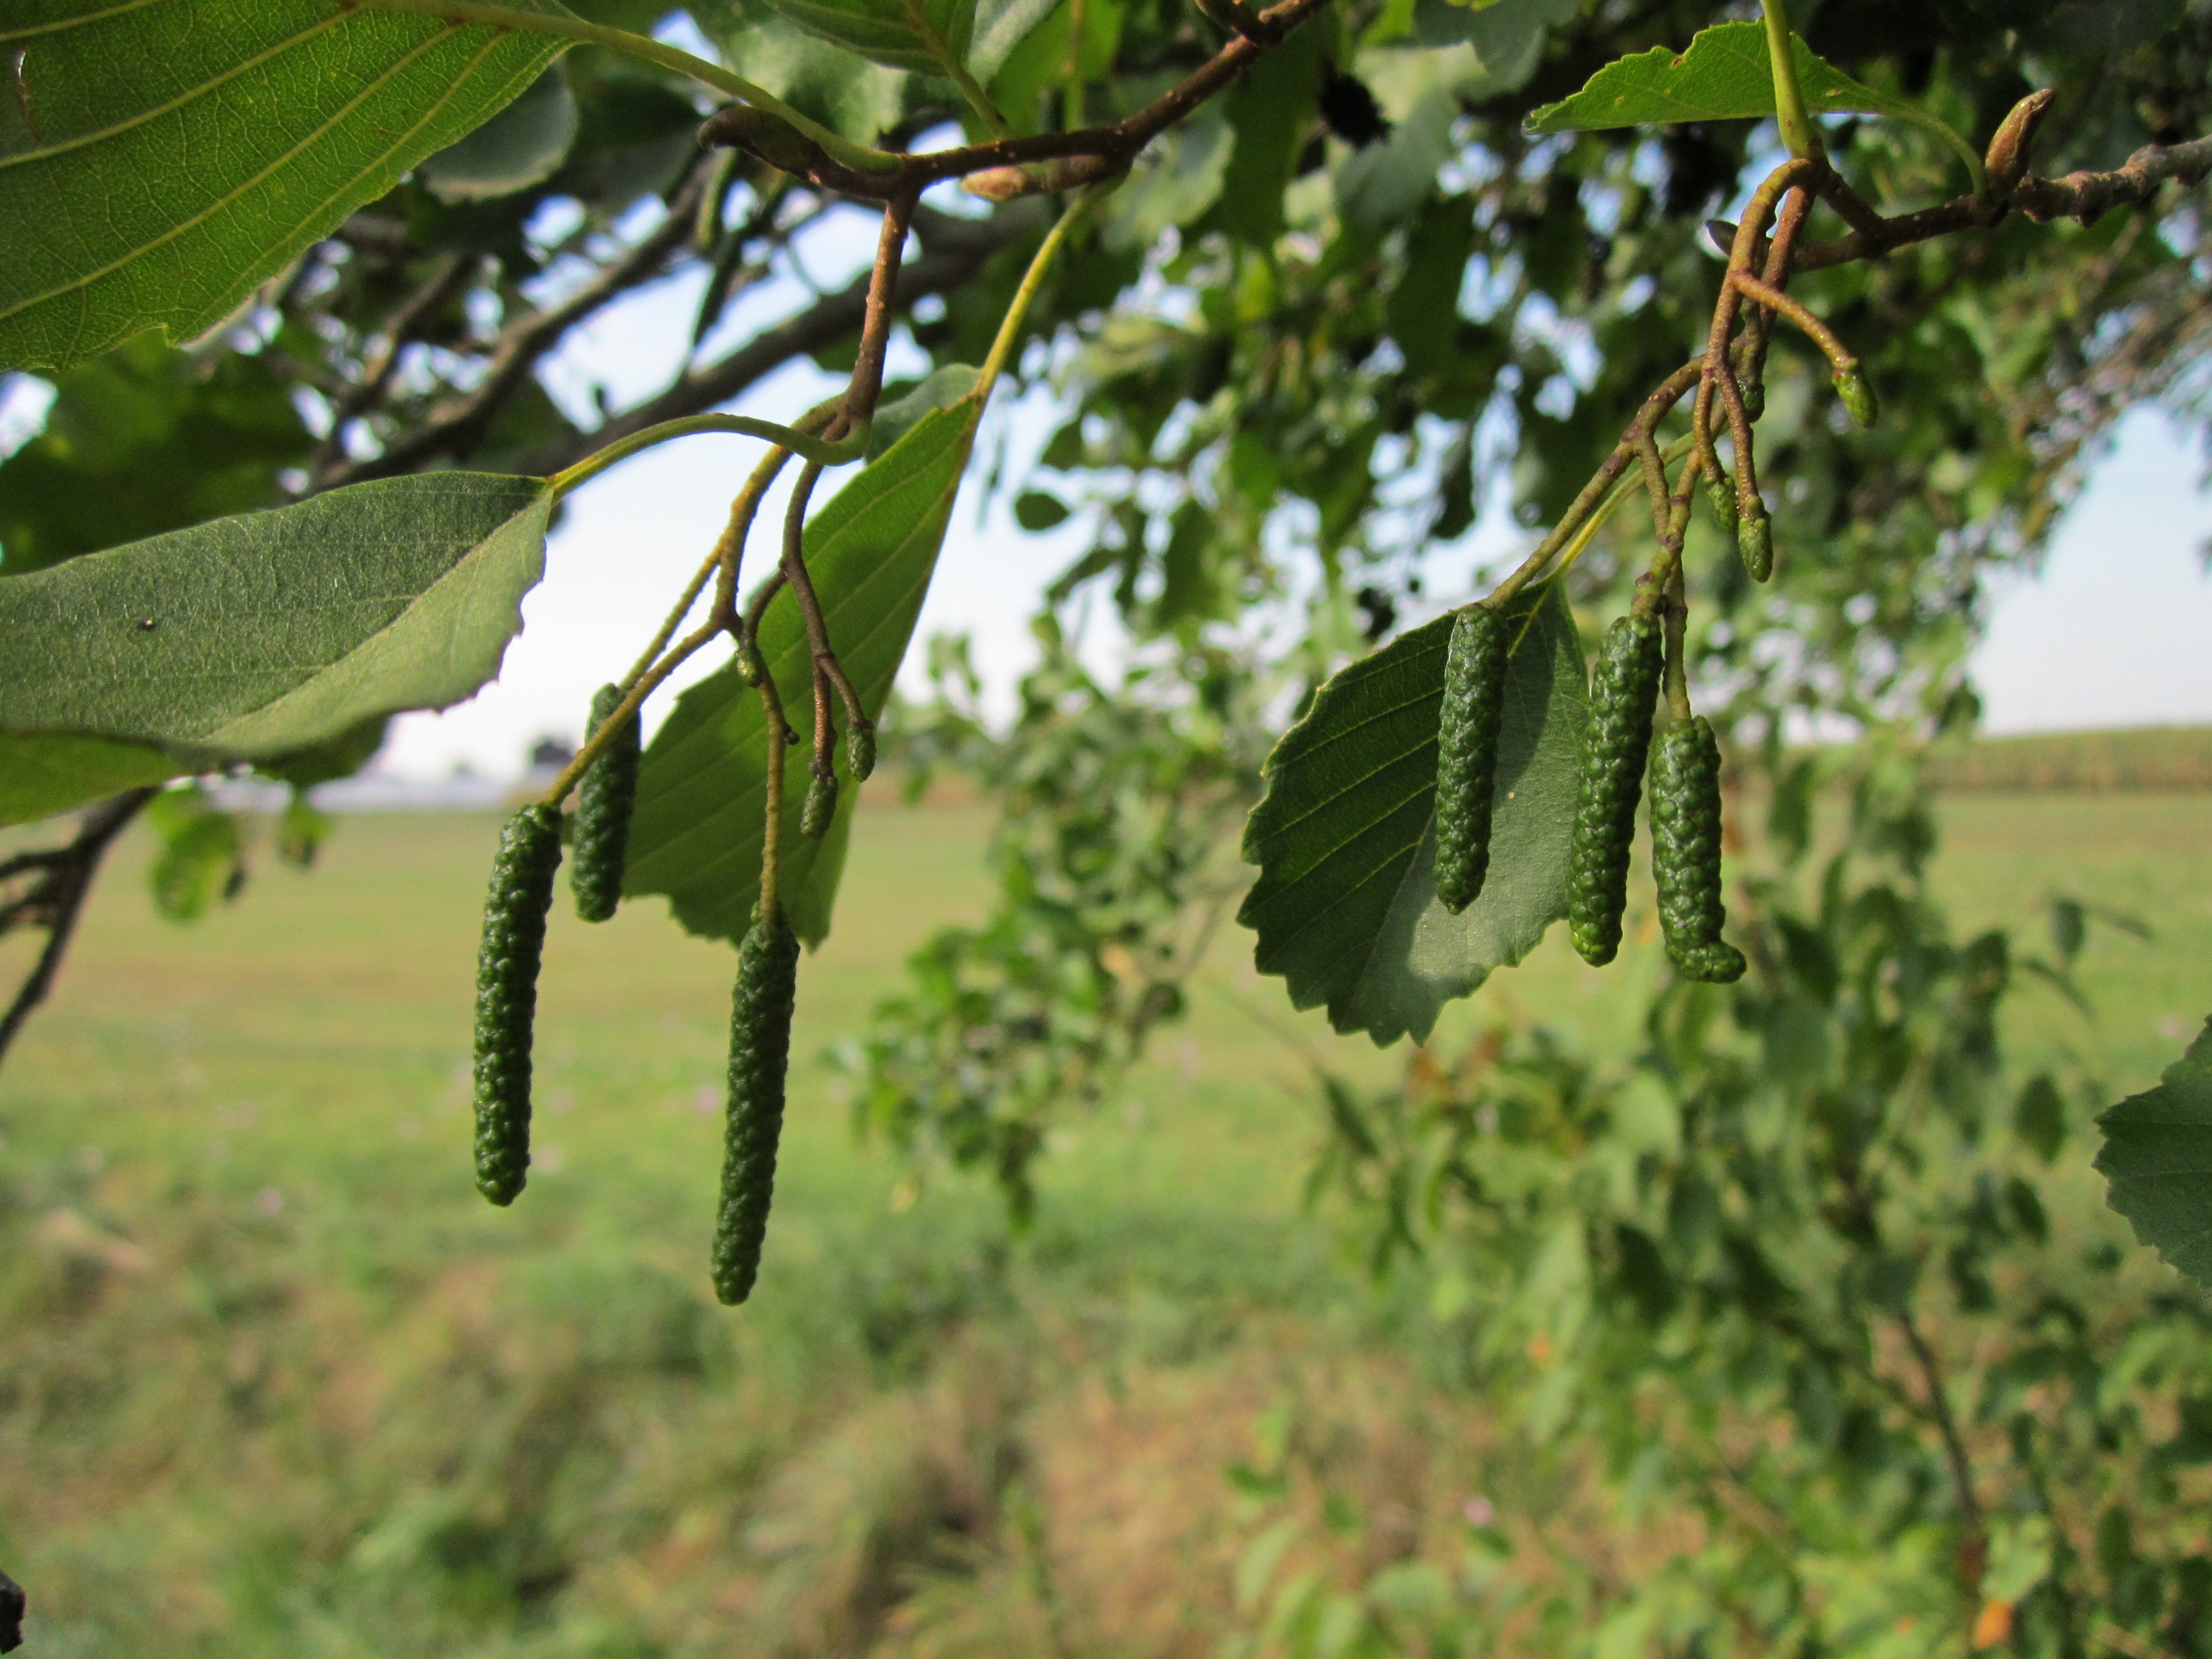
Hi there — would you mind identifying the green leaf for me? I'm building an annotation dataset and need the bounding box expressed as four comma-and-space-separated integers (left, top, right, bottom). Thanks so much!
1526, 21, 1927, 136
0, 0, 567, 372
2096, 1018, 2212, 1288
1214, 25, 1324, 248
867, 364, 980, 460
0, 473, 552, 825
625, 399, 984, 947
968, 0, 1060, 80
1238, 582, 1589, 1046
0, 734, 186, 828
419, 67, 580, 202
757, 0, 976, 75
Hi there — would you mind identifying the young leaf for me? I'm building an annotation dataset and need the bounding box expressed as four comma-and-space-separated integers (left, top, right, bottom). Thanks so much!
2096, 1018, 2212, 1288
624, 400, 984, 947
759, 0, 977, 76
0, 473, 552, 824
1239, 582, 1590, 1046
0, 1, 566, 372
1526, 22, 1930, 137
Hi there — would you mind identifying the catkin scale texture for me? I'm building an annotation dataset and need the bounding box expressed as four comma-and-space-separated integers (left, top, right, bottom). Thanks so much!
711, 908, 801, 1306
1650, 716, 1747, 983
473, 804, 564, 1206
571, 683, 641, 923
1433, 606, 1510, 914
1568, 613, 1664, 966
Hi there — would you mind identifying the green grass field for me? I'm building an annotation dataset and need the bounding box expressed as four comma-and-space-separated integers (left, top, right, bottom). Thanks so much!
1, 790, 2206, 1656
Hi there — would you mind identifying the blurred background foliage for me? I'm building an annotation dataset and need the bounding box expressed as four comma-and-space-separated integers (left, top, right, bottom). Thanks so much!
4, 0, 2212, 1652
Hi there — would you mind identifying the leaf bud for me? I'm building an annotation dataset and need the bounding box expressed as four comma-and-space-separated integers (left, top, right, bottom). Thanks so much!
736, 640, 768, 687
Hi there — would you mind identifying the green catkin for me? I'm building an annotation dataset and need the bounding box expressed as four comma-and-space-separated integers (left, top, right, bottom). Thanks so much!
711, 908, 801, 1305
570, 683, 641, 923
801, 769, 838, 841
1567, 612, 1665, 966
1433, 606, 1511, 914
472, 804, 564, 1206
846, 722, 877, 784
1649, 716, 1747, 984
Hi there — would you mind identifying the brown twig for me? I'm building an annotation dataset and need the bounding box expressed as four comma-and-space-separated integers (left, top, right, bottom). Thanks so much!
776, 461, 848, 787
699, 0, 1337, 199
1485, 357, 1703, 609
321, 159, 720, 487
515, 207, 1034, 478
838, 193, 919, 436
0, 789, 159, 1069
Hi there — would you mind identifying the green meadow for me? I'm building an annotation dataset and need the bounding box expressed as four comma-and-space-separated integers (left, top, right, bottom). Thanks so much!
1, 786, 2206, 1656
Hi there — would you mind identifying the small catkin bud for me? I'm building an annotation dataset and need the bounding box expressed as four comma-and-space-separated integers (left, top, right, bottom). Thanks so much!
1567, 613, 1665, 967
571, 684, 641, 923
711, 908, 802, 1305
801, 769, 838, 841
1650, 716, 1747, 984
1433, 606, 1511, 914
473, 804, 564, 1206
1834, 366, 1879, 428
1704, 472, 1738, 532
1737, 505, 1774, 582
1740, 378, 1766, 422
846, 722, 877, 784
736, 640, 769, 687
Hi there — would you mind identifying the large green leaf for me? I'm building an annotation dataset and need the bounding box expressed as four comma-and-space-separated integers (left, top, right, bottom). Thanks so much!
1525, 21, 1926, 136
757, 0, 976, 75
1238, 582, 1589, 1046
625, 399, 984, 947
0, 0, 567, 372
2096, 1018, 2212, 1288
0, 473, 552, 824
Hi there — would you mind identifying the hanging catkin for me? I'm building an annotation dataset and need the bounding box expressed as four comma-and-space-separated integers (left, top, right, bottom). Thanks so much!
1433, 606, 1510, 914
570, 683, 640, 923
1567, 613, 1663, 966
473, 804, 563, 1205
710, 906, 801, 1305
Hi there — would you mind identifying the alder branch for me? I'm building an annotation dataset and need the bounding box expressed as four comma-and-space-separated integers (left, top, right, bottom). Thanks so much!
699, 0, 1336, 197
304, 249, 479, 482
321, 160, 721, 488
1772, 131, 2212, 275
515, 205, 1037, 478
0, 789, 159, 1068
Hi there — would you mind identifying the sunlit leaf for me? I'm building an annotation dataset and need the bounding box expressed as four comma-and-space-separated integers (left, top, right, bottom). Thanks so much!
1525, 21, 1926, 136
757, 0, 976, 75
625, 400, 984, 947
0, 0, 567, 371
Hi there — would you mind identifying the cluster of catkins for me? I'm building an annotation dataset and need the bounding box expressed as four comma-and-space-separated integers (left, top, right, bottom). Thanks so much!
469, 681, 851, 1309
1432, 605, 1744, 982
